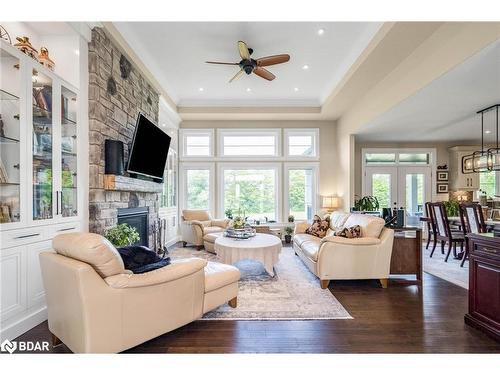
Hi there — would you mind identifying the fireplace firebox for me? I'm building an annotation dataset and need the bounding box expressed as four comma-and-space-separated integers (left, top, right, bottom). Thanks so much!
117, 207, 149, 247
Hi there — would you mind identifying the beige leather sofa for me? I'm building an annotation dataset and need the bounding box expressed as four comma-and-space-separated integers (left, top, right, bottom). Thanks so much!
293, 212, 394, 289
181, 209, 230, 249
40, 232, 240, 353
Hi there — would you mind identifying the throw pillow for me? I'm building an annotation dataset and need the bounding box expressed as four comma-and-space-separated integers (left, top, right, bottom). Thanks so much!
333, 225, 361, 239
305, 215, 330, 238
117, 245, 171, 274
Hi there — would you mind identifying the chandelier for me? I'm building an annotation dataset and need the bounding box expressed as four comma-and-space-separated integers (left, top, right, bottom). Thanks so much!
462, 104, 500, 174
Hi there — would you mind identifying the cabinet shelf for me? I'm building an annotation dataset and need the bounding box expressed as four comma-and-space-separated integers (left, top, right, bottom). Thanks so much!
0, 135, 20, 143
0, 88, 20, 101
0, 182, 20, 186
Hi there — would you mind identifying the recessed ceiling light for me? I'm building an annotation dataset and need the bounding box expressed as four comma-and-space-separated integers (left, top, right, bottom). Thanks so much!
198, 87, 204, 92
246, 88, 251, 92
294, 87, 299, 92
302, 64, 309, 70
485, 130, 492, 134
317, 28, 325, 36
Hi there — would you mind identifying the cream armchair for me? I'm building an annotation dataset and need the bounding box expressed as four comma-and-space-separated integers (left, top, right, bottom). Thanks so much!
293, 212, 394, 289
181, 209, 230, 249
40, 232, 240, 353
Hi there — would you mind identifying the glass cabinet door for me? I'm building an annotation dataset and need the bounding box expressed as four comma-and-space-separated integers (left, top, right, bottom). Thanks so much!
60, 86, 77, 217
0, 48, 21, 223
32, 68, 53, 221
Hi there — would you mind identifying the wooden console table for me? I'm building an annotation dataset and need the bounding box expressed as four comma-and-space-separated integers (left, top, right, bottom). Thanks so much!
465, 233, 500, 342
389, 227, 423, 284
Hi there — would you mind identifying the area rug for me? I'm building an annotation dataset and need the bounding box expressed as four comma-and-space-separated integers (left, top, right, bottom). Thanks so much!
422, 244, 468, 289
169, 246, 352, 320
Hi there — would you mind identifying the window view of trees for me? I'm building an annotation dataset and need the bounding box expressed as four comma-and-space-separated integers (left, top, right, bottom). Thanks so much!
186, 169, 210, 209
223, 169, 276, 220
372, 174, 391, 209
480, 171, 496, 198
289, 169, 313, 220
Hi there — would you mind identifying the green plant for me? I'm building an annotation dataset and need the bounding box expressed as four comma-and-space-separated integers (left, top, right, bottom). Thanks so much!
443, 200, 460, 217
353, 195, 380, 212
288, 215, 294, 223
284, 226, 294, 235
225, 208, 233, 219
104, 223, 140, 247
231, 216, 246, 229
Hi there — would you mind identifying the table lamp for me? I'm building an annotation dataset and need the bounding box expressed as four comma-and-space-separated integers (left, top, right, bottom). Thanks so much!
322, 196, 340, 213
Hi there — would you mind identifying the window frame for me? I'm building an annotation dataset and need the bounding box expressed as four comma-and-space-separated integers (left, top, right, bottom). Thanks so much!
283, 162, 319, 221
217, 162, 282, 221
179, 129, 214, 160
284, 128, 320, 160
179, 162, 215, 214
217, 128, 282, 159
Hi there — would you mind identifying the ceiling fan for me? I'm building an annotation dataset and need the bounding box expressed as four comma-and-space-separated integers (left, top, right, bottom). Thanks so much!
206, 41, 290, 83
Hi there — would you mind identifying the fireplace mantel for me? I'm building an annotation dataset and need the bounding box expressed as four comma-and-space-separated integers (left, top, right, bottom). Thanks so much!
104, 174, 163, 193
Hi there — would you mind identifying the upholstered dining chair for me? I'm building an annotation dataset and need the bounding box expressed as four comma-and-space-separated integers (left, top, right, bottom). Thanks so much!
424, 202, 438, 253
429, 202, 465, 262
459, 202, 487, 267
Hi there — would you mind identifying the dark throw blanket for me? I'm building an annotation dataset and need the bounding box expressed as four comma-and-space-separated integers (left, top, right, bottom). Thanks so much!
117, 245, 171, 274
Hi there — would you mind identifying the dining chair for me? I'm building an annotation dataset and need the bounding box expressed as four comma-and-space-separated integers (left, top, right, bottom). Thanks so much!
424, 202, 438, 253
459, 202, 487, 267
429, 202, 464, 262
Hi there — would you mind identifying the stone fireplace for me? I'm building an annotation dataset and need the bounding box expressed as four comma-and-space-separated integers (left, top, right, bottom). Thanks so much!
87, 27, 161, 247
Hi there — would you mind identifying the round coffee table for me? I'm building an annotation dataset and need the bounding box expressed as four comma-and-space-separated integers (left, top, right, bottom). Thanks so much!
214, 233, 282, 276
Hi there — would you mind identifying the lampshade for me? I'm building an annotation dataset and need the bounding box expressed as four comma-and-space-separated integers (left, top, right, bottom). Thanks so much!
322, 196, 339, 209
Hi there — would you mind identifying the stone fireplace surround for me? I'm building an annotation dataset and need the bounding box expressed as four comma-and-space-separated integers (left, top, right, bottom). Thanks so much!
88, 27, 161, 247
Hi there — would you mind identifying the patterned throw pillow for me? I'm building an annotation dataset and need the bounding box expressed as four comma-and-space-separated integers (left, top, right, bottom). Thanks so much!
333, 225, 361, 238
305, 215, 330, 238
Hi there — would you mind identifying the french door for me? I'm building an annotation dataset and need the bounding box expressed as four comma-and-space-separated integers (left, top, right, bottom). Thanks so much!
364, 166, 431, 226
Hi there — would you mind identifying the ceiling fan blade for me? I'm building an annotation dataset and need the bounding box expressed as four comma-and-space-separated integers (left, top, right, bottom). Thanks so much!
253, 67, 276, 81
256, 54, 290, 67
238, 41, 250, 60
229, 69, 244, 83
206, 61, 239, 65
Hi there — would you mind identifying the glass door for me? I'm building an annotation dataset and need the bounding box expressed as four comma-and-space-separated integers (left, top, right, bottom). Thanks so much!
0, 47, 22, 224
32, 68, 54, 221
398, 166, 431, 227
364, 166, 397, 210
60, 85, 78, 218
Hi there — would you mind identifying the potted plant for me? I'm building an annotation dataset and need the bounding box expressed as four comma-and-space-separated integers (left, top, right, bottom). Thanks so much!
443, 200, 460, 217
288, 214, 295, 223
104, 223, 140, 247
225, 208, 233, 219
353, 195, 380, 212
284, 226, 294, 244
231, 216, 246, 230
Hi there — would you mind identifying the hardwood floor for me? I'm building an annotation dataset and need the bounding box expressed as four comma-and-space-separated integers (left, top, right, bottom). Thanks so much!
16, 272, 500, 353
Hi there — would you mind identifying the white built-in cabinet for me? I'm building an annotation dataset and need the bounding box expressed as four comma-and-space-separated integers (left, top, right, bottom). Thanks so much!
449, 146, 480, 191
1, 40, 84, 340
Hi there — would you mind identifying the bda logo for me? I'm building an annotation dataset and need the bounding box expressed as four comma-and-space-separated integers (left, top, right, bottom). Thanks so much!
1, 339, 17, 354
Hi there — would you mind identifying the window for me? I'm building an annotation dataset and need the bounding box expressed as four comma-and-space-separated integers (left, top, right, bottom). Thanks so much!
219, 129, 281, 157
220, 165, 280, 221
285, 129, 319, 158
399, 153, 430, 164
285, 164, 318, 221
371, 173, 391, 209
365, 153, 396, 165
480, 171, 496, 198
180, 129, 214, 158
180, 163, 214, 213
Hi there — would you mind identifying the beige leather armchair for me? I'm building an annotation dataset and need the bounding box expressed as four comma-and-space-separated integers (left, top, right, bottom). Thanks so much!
293, 212, 394, 289
181, 209, 230, 249
40, 232, 240, 353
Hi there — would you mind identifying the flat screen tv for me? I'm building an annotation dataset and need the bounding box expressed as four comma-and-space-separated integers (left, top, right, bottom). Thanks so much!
126, 113, 171, 182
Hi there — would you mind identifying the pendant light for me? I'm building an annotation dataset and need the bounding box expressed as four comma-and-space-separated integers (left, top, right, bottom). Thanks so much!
487, 105, 500, 170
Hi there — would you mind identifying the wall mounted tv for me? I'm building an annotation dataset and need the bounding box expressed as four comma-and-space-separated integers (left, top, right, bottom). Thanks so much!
126, 113, 171, 182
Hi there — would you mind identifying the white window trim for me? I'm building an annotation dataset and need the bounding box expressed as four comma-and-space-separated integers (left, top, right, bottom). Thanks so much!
284, 128, 320, 160
361, 147, 437, 200
217, 162, 282, 221
283, 162, 320, 221
179, 162, 215, 214
217, 128, 282, 160
179, 129, 214, 160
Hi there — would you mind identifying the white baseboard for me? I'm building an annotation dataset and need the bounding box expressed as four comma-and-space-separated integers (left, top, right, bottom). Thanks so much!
166, 235, 181, 248
0, 306, 47, 341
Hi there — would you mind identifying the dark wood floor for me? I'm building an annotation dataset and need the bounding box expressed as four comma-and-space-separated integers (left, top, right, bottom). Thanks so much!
17, 271, 500, 353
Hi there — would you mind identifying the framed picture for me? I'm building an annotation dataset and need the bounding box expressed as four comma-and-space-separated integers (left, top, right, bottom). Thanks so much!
437, 171, 449, 181
437, 183, 449, 193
